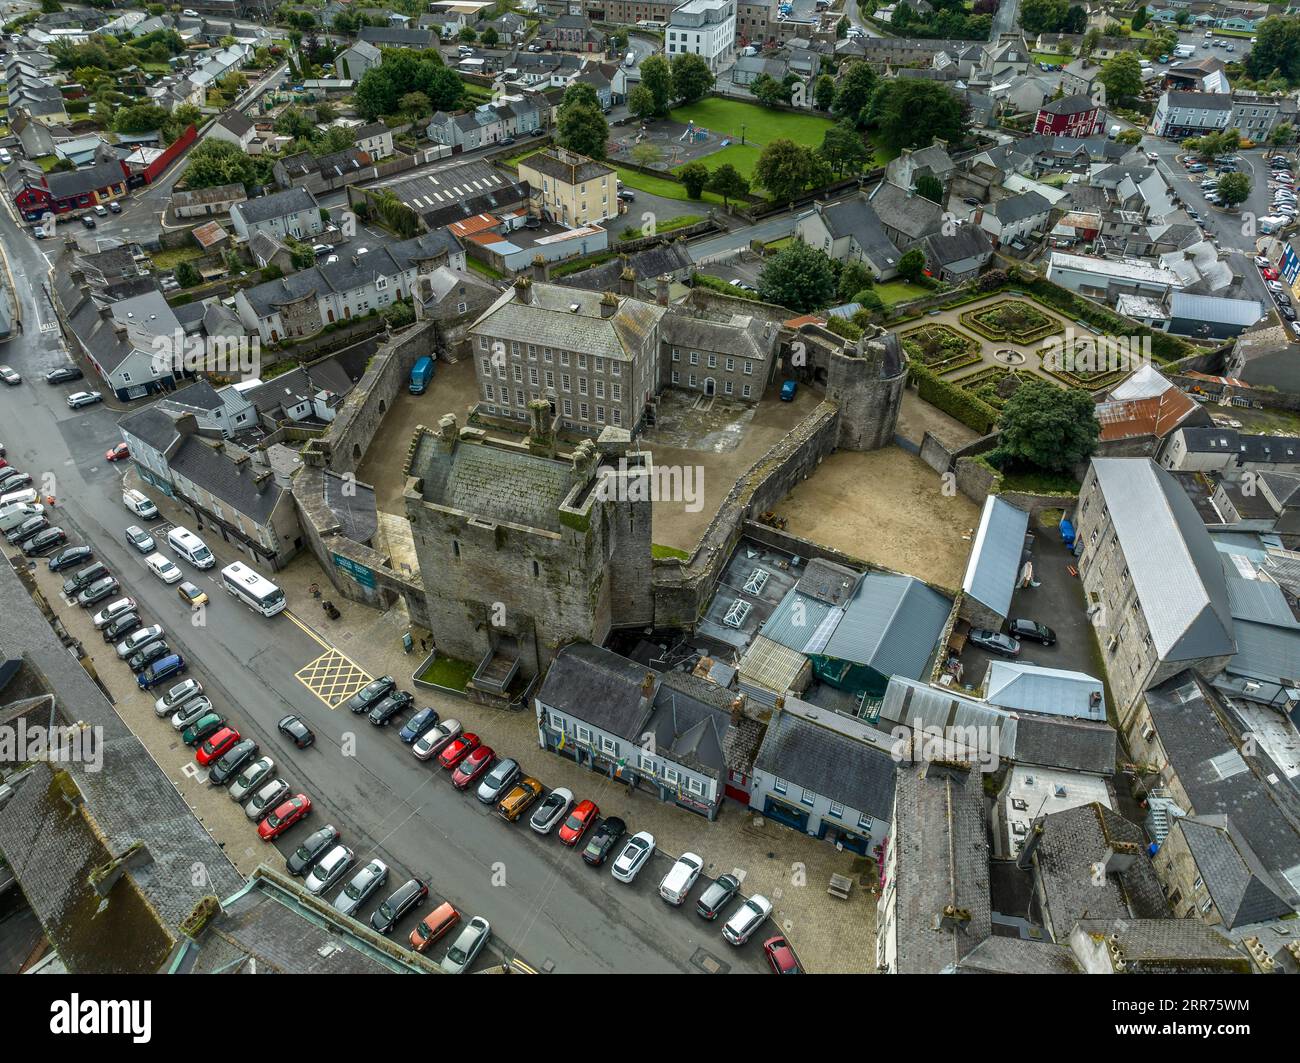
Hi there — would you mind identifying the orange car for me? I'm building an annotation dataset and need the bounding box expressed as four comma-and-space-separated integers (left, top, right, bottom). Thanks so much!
409, 901, 460, 953
496, 777, 543, 822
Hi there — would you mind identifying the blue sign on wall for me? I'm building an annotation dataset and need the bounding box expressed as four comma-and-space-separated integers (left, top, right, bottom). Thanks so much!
1283, 244, 1299, 286
332, 553, 375, 588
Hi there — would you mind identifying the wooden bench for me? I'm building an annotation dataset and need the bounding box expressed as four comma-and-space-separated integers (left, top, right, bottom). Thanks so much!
827, 873, 853, 900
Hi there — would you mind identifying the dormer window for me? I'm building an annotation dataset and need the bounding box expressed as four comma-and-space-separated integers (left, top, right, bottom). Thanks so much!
376, 277, 388, 291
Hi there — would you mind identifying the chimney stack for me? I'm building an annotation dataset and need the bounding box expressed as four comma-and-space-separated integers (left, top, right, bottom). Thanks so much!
599, 290, 618, 318
656, 273, 670, 306
1016, 821, 1044, 871
531, 254, 548, 283
619, 266, 637, 297
437, 413, 458, 450
514, 275, 533, 304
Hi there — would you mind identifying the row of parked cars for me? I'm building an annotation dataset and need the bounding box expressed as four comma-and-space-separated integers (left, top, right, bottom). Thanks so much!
343, 674, 802, 969
967, 617, 1058, 659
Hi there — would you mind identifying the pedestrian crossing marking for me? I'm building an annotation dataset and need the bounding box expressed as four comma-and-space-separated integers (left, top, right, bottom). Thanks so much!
295, 648, 372, 709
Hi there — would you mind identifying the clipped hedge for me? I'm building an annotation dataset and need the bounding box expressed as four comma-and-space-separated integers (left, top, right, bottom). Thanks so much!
1019, 276, 1192, 363
910, 361, 999, 435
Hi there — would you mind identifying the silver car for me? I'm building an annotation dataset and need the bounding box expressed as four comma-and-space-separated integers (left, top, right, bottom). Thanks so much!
154, 677, 202, 716
170, 696, 215, 731
412, 718, 461, 761
440, 915, 490, 974
721, 894, 773, 946
333, 858, 388, 917
116, 624, 164, 659
124, 525, 155, 553
304, 844, 354, 896
229, 756, 274, 803
244, 778, 290, 821
92, 596, 136, 629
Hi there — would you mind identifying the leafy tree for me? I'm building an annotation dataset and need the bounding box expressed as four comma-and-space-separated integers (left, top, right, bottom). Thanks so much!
994, 379, 1099, 472
1080, 27, 1101, 58
1116, 129, 1142, 145
1175, 10, 1191, 25
1217, 171, 1251, 208
384, 300, 416, 328
678, 161, 710, 198
832, 60, 877, 128
814, 73, 836, 112
818, 121, 870, 177
639, 54, 673, 116
274, 106, 316, 140
670, 52, 714, 104
914, 173, 945, 203
175, 262, 201, 289
751, 72, 789, 107
1245, 15, 1300, 83
354, 48, 462, 121
753, 138, 827, 201
562, 83, 601, 111
869, 80, 965, 151
628, 84, 657, 120
1019, 0, 1068, 34
1271, 122, 1296, 147
1099, 52, 1143, 103
1131, 6, 1148, 31
897, 247, 926, 283
400, 92, 431, 120
706, 163, 749, 206
181, 138, 259, 190
481, 27, 498, 48
837, 260, 874, 303
631, 142, 662, 167
459, 27, 476, 42
556, 98, 608, 158
757, 242, 836, 312
1062, 4, 1086, 33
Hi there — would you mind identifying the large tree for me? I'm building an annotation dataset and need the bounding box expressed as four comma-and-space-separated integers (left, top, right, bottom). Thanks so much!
670, 52, 715, 104
832, 60, 877, 128
354, 48, 462, 120
639, 54, 673, 116
706, 163, 749, 206
817, 121, 870, 177
556, 97, 609, 158
814, 73, 836, 112
628, 84, 657, 120
1245, 15, 1300, 83
1019, 0, 1068, 34
1099, 51, 1143, 103
678, 161, 709, 198
869, 80, 965, 151
757, 242, 837, 312
1217, 171, 1252, 208
181, 138, 260, 190
753, 138, 828, 201
897, 247, 926, 283
995, 379, 1099, 473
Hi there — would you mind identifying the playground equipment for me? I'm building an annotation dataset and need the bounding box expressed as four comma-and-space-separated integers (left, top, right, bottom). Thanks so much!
678, 121, 710, 143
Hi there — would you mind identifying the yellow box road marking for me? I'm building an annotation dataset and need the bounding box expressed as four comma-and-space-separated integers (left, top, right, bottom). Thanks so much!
295, 648, 372, 710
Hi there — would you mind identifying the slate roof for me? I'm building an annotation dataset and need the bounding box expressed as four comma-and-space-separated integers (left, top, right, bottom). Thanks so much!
1072, 918, 1251, 973
119, 404, 183, 453
215, 108, 253, 137
962, 496, 1029, 618
868, 181, 944, 242
167, 437, 283, 527
916, 223, 992, 267
556, 242, 693, 293
888, 761, 992, 974
323, 469, 377, 544
949, 936, 1081, 974
659, 308, 775, 364
1175, 815, 1294, 928
989, 189, 1052, 225
1042, 93, 1098, 116
519, 147, 614, 186
1011, 716, 1117, 775
231, 186, 317, 226
535, 642, 650, 739
44, 159, 127, 200
1170, 292, 1262, 328
818, 195, 901, 270
1090, 458, 1235, 660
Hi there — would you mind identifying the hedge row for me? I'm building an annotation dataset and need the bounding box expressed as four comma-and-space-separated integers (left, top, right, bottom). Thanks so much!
1018, 276, 1192, 364
909, 361, 999, 435
958, 301, 1062, 344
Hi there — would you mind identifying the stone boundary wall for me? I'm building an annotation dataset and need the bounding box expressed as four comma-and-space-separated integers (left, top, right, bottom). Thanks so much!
954, 456, 1078, 514
919, 429, 999, 475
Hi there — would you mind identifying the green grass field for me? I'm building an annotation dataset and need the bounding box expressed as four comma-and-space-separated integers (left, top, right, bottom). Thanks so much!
874, 280, 931, 306
614, 165, 726, 205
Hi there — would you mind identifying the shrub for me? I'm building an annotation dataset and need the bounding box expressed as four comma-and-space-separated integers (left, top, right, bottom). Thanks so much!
909, 361, 998, 434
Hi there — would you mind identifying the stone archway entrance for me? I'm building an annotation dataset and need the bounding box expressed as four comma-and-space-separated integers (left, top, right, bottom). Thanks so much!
704, 377, 716, 397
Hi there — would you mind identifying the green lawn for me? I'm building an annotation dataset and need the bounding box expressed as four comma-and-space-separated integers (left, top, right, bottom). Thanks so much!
466, 257, 505, 280
150, 246, 205, 270
651, 543, 691, 560
620, 213, 703, 240
417, 654, 475, 691
874, 280, 931, 306
615, 165, 726, 206
670, 98, 836, 151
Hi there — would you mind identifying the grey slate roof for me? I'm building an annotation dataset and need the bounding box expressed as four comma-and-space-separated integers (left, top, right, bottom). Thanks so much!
949, 935, 1081, 974
916, 223, 992, 267
1090, 458, 1235, 660
1175, 815, 1294, 928
962, 496, 1029, 618
819, 195, 901, 269
888, 761, 992, 974
168, 437, 283, 527
1072, 918, 1250, 973
989, 189, 1052, 225
535, 642, 650, 740
1011, 715, 1117, 775
868, 181, 944, 243
119, 404, 183, 453
323, 469, 377, 545
232, 186, 317, 226
556, 242, 693, 293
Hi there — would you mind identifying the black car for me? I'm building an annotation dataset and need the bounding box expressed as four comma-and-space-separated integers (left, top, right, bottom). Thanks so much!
108, 201, 122, 213
581, 816, 626, 867
696, 873, 741, 920
278, 714, 315, 749
63, 562, 109, 596
287, 824, 341, 876
208, 739, 259, 786
1283, 306, 1298, 322
81, 215, 95, 229
344, 675, 396, 715
102, 612, 142, 642
6, 515, 48, 545
127, 640, 170, 673
44, 365, 83, 384
367, 689, 413, 726
1274, 292, 1292, 308
48, 544, 93, 572
77, 576, 120, 607
23, 527, 66, 556
1009, 618, 1056, 646
369, 877, 429, 934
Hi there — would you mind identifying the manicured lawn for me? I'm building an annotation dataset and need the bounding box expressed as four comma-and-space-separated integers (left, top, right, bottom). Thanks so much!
670, 98, 836, 151
874, 280, 931, 306
614, 165, 725, 206
417, 654, 475, 691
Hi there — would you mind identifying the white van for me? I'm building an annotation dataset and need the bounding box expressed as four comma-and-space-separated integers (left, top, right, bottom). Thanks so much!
0, 487, 38, 508
145, 552, 183, 584
123, 489, 158, 520
167, 526, 215, 569
0, 502, 44, 532
1259, 215, 1289, 234
658, 852, 703, 906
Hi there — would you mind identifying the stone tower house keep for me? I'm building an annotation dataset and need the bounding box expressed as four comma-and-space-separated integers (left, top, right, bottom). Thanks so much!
825, 328, 907, 451
403, 408, 653, 680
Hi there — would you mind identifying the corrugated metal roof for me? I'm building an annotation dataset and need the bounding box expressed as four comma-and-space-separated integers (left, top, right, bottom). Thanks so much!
760, 590, 835, 652
961, 496, 1029, 618
820, 572, 951, 681
1221, 565, 1300, 630
878, 676, 1018, 759
1169, 291, 1262, 328
1091, 458, 1235, 660
1226, 620, 1300, 686
984, 661, 1106, 720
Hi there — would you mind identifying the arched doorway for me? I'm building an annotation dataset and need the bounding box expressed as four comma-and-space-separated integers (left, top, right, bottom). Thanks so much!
704, 378, 716, 397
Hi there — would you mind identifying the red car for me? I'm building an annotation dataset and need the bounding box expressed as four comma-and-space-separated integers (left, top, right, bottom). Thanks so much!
438, 732, 480, 770
557, 799, 599, 846
196, 727, 241, 767
763, 935, 804, 974
1262, 267, 1280, 281
257, 794, 312, 840
451, 745, 494, 789
105, 442, 129, 462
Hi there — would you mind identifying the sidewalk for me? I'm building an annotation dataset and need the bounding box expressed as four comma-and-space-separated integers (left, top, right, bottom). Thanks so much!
129, 471, 880, 972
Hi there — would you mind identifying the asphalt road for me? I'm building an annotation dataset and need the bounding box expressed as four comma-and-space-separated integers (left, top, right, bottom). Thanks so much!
0, 213, 770, 974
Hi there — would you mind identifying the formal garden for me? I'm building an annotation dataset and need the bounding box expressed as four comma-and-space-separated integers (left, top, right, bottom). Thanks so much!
898, 323, 983, 375
949, 366, 1024, 411
959, 299, 1064, 344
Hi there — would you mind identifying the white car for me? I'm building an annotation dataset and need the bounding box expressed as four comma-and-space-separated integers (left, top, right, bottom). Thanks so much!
1291, 320, 1300, 340
66, 391, 102, 409
611, 830, 656, 883
529, 786, 574, 835
304, 844, 354, 895
440, 915, 491, 974
1256, 256, 1274, 268
154, 677, 203, 717
170, 697, 215, 731
0, 148, 11, 165
92, 596, 136, 628
1267, 280, 1287, 293
413, 718, 462, 761
659, 852, 703, 906
721, 893, 773, 945
145, 552, 182, 584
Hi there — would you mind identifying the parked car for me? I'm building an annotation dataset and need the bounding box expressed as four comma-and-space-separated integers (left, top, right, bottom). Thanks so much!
440, 915, 490, 974
696, 873, 741, 920
105, 442, 129, 462
438, 732, 481, 769
137, 653, 185, 690
229, 756, 275, 804
124, 525, 155, 553
66, 391, 103, 409
475, 757, 520, 804
182, 712, 224, 745
409, 901, 460, 952
197, 727, 241, 768
451, 745, 495, 790
92, 596, 135, 628
208, 738, 259, 786
1282, 306, 1298, 322
722, 894, 773, 945
127, 643, 170, 676
497, 777, 543, 821
171, 697, 216, 731
287, 824, 339, 877
45, 365, 83, 384
367, 689, 414, 726
101, 611, 140, 645
611, 830, 655, 883
413, 719, 461, 760
370, 878, 428, 934
582, 816, 626, 866
659, 852, 703, 906
116, 624, 164, 659
968, 628, 1020, 657
258, 794, 312, 840
398, 707, 440, 744
154, 677, 202, 716
344, 675, 395, 714
304, 843, 355, 895
278, 714, 315, 748
1008, 618, 1056, 646
48, 544, 92, 571
23, 527, 67, 556
557, 799, 599, 846
334, 858, 388, 917
76, 576, 119, 607
763, 935, 804, 973
0, 366, 20, 386
6, 515, 47, 545
529, 787, 573, 834
243, 776, 290, 820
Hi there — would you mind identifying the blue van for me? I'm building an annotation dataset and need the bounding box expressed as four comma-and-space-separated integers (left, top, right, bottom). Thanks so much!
780, 380, 798, 402
409, 356, 434, 394
138, 653, 185, 690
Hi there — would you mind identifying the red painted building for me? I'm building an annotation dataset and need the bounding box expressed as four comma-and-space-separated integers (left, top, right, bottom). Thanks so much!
1033, 94, 1103, 138
8, 158, 129, 223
